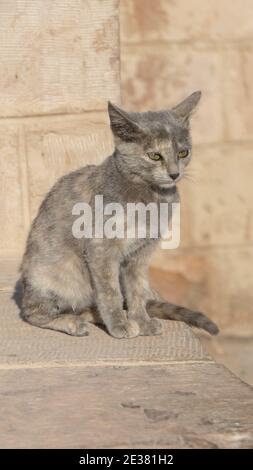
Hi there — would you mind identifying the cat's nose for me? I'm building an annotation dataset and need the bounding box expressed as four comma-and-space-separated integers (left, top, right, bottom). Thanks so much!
169, 172, 179, 181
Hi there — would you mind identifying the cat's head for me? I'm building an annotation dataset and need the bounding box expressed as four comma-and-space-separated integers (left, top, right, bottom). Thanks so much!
108, 91, 201, 190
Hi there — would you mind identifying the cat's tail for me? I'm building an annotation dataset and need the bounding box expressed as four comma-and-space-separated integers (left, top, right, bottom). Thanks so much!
146, 299, 219, 335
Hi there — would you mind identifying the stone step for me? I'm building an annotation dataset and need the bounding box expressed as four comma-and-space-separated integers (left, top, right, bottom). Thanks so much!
0, 290, 210, 368
0, 257, 252, 449
1, 363, 253, 448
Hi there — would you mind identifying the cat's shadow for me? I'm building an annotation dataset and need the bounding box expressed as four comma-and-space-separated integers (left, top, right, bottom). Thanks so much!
12, 279, 23, 311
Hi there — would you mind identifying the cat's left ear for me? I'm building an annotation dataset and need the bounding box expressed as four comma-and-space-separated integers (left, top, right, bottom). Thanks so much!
171, 91, 201, 125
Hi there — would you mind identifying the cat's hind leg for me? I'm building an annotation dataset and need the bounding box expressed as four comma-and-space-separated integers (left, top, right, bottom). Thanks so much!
21, 304, 90, 336
20, 283, 91, 336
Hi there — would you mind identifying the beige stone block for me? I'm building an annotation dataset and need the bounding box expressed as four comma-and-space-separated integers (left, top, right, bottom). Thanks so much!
1, 363, 252, 448
0, 0, 120, 117
0, 257, 20, 291
120, 0, 253, 43
0, 123, 26, 254
24, 113, 114, 220
223, 46, 253, 141
150, 246, 253, 336
121, 44, 224, 144
178, 143, 253, 247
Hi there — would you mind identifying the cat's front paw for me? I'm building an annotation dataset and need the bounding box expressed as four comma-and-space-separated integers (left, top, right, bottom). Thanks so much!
109, 319, 140, 339
139, 318, 163, 336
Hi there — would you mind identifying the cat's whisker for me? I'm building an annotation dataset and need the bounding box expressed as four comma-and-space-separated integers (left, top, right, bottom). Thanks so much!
184, 172, 197, 183
184, 168, 199, 175
184, 168, 200, 176
185, 172, 198, 179
183, 174, 198, 186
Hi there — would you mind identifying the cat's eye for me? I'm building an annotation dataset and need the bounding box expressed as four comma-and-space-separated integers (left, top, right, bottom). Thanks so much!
178, 149, 189, 159
147, 152, 162, 161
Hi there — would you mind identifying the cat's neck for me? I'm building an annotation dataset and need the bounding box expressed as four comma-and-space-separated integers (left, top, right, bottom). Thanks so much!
149, 184, 177, 197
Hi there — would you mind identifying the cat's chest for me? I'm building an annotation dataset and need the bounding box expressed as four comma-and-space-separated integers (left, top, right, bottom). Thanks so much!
120, 237, 157, 259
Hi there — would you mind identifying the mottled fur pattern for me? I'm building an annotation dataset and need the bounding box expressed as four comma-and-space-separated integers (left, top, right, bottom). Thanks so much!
20, 92, 219, 338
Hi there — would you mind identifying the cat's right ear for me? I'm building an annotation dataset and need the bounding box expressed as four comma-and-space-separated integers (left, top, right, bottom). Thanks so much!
108, 102, 144, 142
171, 91, 201, 125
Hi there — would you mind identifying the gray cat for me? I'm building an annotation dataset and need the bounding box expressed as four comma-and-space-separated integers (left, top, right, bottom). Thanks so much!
20, 91, 219, 338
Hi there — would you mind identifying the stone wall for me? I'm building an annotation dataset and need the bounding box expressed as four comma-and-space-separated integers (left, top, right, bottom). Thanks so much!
120, 0, 253, 335
0, 1, 252, 336
0, 0, 119, 255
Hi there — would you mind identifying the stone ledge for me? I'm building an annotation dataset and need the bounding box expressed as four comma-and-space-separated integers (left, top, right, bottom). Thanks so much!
0, 290, 210, 368
0, 257, 252, 449
0, 363, 252, 448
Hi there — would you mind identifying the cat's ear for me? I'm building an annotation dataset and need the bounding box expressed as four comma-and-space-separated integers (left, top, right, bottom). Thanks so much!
108, 102, 144, 142
171, 91, 201, 124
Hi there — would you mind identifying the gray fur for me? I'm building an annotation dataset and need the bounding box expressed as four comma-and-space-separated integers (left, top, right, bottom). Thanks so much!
20, 91, 219, 338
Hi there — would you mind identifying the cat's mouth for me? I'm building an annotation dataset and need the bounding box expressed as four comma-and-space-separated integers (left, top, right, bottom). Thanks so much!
158, 182, 176, 188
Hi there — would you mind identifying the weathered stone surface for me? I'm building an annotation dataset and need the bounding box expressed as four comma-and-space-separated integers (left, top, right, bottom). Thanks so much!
179, 143, 253, 247
0, 113, 114, 254
0, 123, 26, 254
0, 266, 252, 449
121, 44, 223, 144
120, 0, 253, 337
24, 113, 114, 220
0, 0, 120, 117
0, 257, 20, 292
120, 0, 253, 43
0, 0, 120, 253
223, 46, 253, 141
0, 289, 209, 367
148, 143, 253, 335
0, 363, 252, 448
200, 334, 253, 386
150, 246, 253, 336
